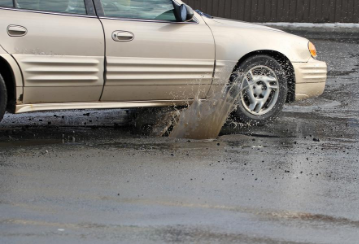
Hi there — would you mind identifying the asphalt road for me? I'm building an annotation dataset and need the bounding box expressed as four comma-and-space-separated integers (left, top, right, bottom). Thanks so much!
0, 28, 359, 244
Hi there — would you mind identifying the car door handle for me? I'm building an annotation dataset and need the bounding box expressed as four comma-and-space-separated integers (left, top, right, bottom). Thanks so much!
112, 31, 134, 42
7, 25, 28, 37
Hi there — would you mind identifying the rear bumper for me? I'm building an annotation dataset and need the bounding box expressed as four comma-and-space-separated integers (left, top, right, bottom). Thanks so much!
292, 58, 327, 101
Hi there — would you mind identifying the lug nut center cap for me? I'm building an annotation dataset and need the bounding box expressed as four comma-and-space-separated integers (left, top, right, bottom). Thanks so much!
254, 85, 263, 95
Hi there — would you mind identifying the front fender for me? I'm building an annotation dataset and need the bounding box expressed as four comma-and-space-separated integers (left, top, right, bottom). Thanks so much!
0, 44, 6, 54
203, 18, 311, 84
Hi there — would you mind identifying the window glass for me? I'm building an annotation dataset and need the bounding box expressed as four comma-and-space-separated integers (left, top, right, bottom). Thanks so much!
101, 0, 177, 22
0, 0, 13, 7
16, 0, 87, 15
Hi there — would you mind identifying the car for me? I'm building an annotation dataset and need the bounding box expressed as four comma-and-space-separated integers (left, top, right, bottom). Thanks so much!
0, 0, 327, 125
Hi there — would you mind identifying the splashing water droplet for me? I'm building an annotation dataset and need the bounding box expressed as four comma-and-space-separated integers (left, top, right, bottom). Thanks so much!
170, 74, 243, 140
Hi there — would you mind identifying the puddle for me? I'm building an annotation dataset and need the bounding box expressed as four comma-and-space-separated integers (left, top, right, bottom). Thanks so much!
269, 212, 359, 227
97, 142, 175, 151
97, 140, 223, 151
328, 70, 356, 77
235, 133, 280, 138
0, 139, 62, 148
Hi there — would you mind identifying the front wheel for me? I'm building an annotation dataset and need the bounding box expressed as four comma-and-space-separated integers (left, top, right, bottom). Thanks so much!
0, 74, 7, 122
231, 55, 288, 125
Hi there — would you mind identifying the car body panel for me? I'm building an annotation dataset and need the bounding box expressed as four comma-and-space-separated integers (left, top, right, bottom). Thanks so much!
293, 58, 327, 100
293, 58, 327, 84
295, 82, 326, 101
0, 9, 105, 104
15, 100, 190, 114
204, 17, 312, 63
0, 45, 6, 54
0, 49, 24, 104
0, 53, 23, 88
100, 17, 215, 101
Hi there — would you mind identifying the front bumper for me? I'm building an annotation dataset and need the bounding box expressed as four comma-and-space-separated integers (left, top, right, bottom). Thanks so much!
292, 58, 327, 101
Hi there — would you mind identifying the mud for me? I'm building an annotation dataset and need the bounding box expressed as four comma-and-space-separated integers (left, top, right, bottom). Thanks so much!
0, 29, 359, 244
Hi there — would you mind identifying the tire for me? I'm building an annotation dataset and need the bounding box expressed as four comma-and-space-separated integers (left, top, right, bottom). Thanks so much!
231, 55, 288, 125
0, 74, 7, 122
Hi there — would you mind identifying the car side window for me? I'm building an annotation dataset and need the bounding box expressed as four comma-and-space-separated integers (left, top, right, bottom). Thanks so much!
100, 0, 177, 22
16, 0, 87, 15
0, 0, 13, 7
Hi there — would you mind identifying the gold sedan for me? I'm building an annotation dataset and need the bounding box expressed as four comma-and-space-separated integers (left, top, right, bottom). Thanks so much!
0, 0, 326, 124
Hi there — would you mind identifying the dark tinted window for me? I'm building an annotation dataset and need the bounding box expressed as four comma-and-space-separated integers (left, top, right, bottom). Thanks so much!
16, 0, 87, 15
100, 0, 176, 22
0, 0, 13, 7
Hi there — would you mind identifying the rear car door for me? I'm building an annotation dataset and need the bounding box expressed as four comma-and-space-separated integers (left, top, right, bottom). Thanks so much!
0, 0, 105, 104
95, 0, 215, 102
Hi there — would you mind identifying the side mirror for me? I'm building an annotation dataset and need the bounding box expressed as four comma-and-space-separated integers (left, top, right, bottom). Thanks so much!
172, 1, 194, 22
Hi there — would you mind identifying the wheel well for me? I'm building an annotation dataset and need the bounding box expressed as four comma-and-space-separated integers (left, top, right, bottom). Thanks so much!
233, 50, 296, 103
0, 57, 16, 113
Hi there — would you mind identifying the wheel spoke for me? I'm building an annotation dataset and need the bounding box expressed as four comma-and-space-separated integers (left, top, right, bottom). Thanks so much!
268, 83, 279, 89
263, 76, 277, 82
249, 101, 258, 111
262, 76, 279, 90
261, 89, 271, 104
255, 101, 265, 113
246, 90, 256, 104
244, 79, 256, 104
243, 77, 252, 88
248, 70, 255, 82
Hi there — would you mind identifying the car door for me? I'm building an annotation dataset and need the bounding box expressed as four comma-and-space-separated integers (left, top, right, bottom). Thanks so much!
0, 0, 105, 104
95, 0, 215, 102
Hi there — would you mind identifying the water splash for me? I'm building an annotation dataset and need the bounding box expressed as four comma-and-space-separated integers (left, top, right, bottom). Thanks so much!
170, 75, 243, 140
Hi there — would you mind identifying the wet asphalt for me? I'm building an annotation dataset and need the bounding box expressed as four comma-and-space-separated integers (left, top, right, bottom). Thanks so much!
0, 28, 359, 244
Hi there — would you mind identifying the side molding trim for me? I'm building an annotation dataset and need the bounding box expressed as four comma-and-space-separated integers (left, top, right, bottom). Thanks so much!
15, 100, 192, 114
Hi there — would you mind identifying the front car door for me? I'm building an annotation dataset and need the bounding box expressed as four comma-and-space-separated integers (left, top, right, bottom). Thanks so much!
0, 0, 105, 104
96, 0, 215, 102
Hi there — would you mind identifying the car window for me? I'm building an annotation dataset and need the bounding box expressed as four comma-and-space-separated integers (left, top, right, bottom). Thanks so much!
0, 0, 13, 7
100, 0, 177, 22
16, 0, 87, 15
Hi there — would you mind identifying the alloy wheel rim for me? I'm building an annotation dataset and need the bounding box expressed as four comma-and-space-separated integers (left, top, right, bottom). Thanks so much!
240, 65, 280, 116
